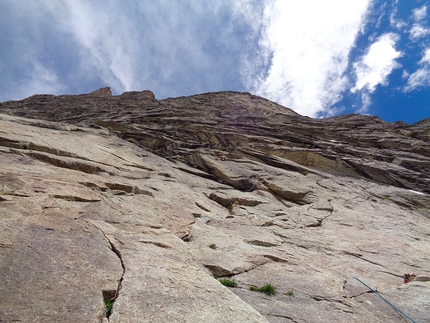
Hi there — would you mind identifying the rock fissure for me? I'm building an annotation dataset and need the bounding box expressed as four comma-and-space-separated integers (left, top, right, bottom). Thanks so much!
347, 290, 374, 299
86, 222, 125, 320
268, 313, 301, 323
342, 251, 391, 271
205, 259, 269, 278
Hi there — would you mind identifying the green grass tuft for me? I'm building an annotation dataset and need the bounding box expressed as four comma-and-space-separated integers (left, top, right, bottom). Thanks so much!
249, 283, 277, 295
284, 290, 294, 296
105, 299, 114, 316
219, 278, 238, 287
208, 243, 217, 249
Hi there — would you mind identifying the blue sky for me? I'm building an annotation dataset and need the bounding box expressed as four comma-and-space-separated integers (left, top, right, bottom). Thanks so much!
1, 0, 429, 124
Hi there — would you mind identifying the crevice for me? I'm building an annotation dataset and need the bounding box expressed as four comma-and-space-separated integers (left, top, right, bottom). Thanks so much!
347, 290, 374, 299
195, 202, 211, 212
268, 313, 301, 323
138, 239, 171, 249
244, 239, 280, 247
375, 270, 403, 278
305, 201, 334, 227
342, 250, 390, 270
311, 295, 354, 308
11, 145, 133, 176
27, 151, 104, 174
51, 194, 100, 202
86, 222, 125, 321
102, 290, 117, 319
175, 165, 218, 180
102, 236, 125, 320
205, 259, 269, 278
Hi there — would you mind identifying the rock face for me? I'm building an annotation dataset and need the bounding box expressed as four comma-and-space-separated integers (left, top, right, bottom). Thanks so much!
0, 89, 429, 322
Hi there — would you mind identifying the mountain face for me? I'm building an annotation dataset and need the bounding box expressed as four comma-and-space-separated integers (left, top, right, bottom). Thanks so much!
0, 88, 429, 322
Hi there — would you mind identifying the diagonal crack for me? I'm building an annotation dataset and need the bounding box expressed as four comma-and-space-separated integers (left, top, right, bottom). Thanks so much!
269, 313, 301, 323
342, 250, 391, 271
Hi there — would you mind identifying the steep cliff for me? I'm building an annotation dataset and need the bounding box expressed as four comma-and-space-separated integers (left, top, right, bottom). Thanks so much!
0, 89, 429, 322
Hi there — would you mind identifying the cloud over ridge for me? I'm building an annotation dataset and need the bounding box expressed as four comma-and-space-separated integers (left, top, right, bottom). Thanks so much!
242, 0, 371, 117
0, 0, 429, 123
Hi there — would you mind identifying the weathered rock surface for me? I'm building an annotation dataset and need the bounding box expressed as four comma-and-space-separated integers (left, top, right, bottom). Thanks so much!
0, 89, 429, 322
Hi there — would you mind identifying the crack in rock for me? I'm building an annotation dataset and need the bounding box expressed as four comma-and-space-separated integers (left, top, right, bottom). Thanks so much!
205, 259, 269, 278
86, 222, 125, 320
269, 313, 301, 323
106, 238, 125, 302
342, 250, 391, 270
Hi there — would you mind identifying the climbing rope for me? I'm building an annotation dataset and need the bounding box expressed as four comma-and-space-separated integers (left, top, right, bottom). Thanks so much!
352, 276, 417, 323
222, 183, 418, 322
245, 182, 256, 192
271, 230, 296, 248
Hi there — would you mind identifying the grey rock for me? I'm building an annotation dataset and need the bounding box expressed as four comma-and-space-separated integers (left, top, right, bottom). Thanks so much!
0, 89, 429, 322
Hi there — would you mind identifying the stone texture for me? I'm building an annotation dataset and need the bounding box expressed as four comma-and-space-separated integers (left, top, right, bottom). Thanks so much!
0, 89, 429, 322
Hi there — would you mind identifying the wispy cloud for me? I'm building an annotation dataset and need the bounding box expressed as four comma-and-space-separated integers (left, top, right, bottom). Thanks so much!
62, 0, 140, 92
405, 48, 430, 91
0, 1, 68, 101
413, 5, 427, 21
410, 5, 430, 39
389, 4, 407, 29
351, 33, 402, 113
242, 0, 371, 117
410, 25, 430, 40
22, 62, 66, 98
3, 0, 425, 122
57, 0, 271, 98
0, 0, 262, 100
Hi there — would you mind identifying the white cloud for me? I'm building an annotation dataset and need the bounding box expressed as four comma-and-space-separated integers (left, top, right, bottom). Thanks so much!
0, 0, 68, 100
413, 5, 427, 21
422, 49, 430, 64
389, 4, 407, 30
21, 61, 66, 97
1, 0, 265, 100
352, 33, 402, 93
242, 0, 371, 117
405, 48, 430, 91
410, 5, 430, 39
358, 92, 372, 114
406, 68, 430, 90
351, 33, 402, 114
55, 0, 266, 98
410, 24, 430, 39
58, 0, 163, 93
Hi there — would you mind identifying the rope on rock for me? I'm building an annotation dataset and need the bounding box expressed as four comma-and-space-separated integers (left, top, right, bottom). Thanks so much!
223, 189, 419, 322
245, 182, 256, 192
222, 185, 419, 323
271, 230, 296, 248
352, 276, 417, 323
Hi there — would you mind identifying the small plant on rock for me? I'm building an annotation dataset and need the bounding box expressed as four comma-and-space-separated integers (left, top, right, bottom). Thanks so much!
105, 299, 114, 317
284, 290, 294, 296
219, 278, 238, 287
250, 283, 277, 295
208, 243, 217, 249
